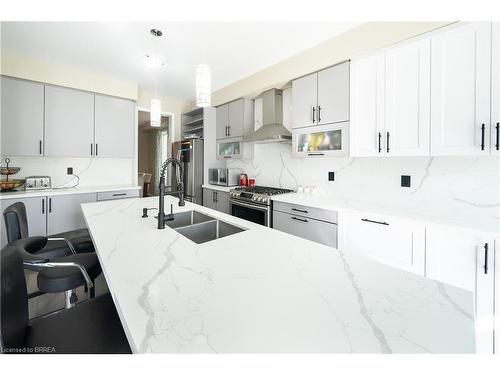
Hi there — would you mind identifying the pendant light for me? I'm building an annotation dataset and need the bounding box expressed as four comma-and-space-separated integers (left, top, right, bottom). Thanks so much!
147, 28, 164, 127
196, 64, 211, 107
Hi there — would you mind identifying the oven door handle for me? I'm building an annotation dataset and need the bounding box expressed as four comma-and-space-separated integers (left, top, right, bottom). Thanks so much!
230, 199, 270, 212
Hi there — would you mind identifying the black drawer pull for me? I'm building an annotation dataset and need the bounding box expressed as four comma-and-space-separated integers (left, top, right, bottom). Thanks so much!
90, 143, 93, 156
48, 198, 52, 213
291, 208, 308, 214
480, 124, 485, 150
495, 123, 499, 151
42, 198, 45, 214
307, 153, 325, 156
112, 193, 127, 197
39, 140, 42, 155
291, 216, 308, 223
484, 243, 489, 274
96, 143, 99, 156
386, 132, 390, 153
378, 132, 382, 153
361, 218, 389, 226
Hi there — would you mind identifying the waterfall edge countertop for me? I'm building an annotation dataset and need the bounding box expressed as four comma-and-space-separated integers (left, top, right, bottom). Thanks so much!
0, 184, 141, 200
81, 196, 475, 353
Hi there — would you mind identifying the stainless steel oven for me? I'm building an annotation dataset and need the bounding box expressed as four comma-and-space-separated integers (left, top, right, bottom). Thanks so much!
229, 199, 271, 227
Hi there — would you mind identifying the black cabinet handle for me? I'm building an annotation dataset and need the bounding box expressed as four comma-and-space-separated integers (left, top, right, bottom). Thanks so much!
361, 218, 389, 226
495, 123, 499, 151
291, 216, 308, 223
481, 124, 485, 150
228, 125, 230, 136
90, 143, 93, 156
312, 106, 316, 123
386, 132, 390, 153
307, 153, 325, 156
378, 132, 382, 153
318, 105, 322, 123
483, 243, 489, 274
42, 198, 45, 214
39, 140, 42, 155
215, 192, 218, 203
292, 208, 308, 214
112, 193, 127, 197
95, 143, 99, 156
48, 198, 52, 213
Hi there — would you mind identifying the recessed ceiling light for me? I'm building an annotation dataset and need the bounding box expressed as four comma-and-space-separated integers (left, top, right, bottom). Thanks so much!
150, 28, 163, 37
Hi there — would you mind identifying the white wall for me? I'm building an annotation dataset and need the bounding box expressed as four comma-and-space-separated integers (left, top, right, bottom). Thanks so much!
1, 156, 134, 188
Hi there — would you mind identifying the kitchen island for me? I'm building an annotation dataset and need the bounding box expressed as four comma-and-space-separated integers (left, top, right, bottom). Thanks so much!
81, 196, 475, 353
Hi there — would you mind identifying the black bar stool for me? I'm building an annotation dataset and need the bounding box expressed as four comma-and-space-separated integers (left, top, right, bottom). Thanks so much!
0, 244, 131, 354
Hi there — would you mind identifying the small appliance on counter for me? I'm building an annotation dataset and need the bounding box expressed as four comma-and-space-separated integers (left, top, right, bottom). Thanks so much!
0, 158, 24, 192
239, 173, 248, 187
25, 176, 52, 190
208, 168, 242, 187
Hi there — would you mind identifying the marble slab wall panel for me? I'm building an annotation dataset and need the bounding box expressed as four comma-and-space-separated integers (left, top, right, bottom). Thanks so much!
228, 143, 500, 231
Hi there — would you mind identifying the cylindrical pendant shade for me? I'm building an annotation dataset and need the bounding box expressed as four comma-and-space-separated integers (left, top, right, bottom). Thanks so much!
196, 64, 211, 107
150, 98, 161, 127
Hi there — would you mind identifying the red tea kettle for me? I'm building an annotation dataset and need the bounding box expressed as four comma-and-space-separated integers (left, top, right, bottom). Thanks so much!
239, 174, 248, 187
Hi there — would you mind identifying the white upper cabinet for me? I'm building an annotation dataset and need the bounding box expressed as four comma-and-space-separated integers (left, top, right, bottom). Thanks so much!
227, 99, 244, 138
491, 23, 500, 154
94, 94, 135, 158
216, 104, 229, 140
292, 72, 317, 129
430, 22, 492, 155
44, 85, 94, 157
385, 38, 431, 156
350, 54, 385, 156
317, 62, 350, 125
350, 38, 431, 157
1, 76, 44, 156
215, 99, 252, 140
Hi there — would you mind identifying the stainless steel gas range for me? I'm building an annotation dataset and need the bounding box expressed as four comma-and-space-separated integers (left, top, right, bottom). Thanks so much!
229, 186, 294, 227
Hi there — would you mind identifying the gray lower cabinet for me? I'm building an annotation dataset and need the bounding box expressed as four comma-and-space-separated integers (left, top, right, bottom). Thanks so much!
202, 188, 229, 214
272, 201, 338, 248
44, 85, 95, 157
1, 76, 45, 156
0, 196, 47, 247
46, 193, 97, 235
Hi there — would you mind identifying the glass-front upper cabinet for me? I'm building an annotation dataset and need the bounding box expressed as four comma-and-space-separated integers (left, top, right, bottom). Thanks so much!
216, 137, 243, 159
292, 122, 349, 157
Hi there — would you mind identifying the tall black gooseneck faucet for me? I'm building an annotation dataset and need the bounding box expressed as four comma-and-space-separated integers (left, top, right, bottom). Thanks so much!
158, 156, 185, 229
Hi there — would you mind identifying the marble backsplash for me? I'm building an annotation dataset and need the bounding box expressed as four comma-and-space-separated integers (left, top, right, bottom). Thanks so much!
227, 143, 500, 232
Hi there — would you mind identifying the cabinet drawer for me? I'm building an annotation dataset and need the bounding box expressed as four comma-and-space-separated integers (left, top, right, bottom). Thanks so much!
97, 189, 139, 201
273, 201, 337, 223
273, 210, 337, 248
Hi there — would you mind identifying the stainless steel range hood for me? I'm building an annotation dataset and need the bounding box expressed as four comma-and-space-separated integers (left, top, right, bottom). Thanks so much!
245, 88, 292, 143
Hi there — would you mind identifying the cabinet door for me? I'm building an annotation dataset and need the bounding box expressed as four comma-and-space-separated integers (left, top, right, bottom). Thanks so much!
216, 191, 230, 214
202, 189, 217, 210
491, 23, 500, 155
495, 238, 499, 353
47, 193, 97, 235
431, 22, 492, 155
228, 99, 244, 138
0, 197, 47, 247
94, 95, 135, 158
273, 210, 337, 248
44, 86, 94, 157
317, 62, 350, 125
350, 54, 386, 156
339, 210, 425, 275
426, 225, 495, 353
292, 72, 318, 129
216, 104, 229, 140
385, 38, 431, 156
1, 77, 44, 156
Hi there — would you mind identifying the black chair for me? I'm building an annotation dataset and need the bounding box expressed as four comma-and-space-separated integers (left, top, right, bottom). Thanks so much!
13, 236, 102, 307
0, 244, 131, 354
3, 202, 95, 260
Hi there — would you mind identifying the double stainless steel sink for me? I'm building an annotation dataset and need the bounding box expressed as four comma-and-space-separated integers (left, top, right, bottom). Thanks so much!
165, 210, 246, 244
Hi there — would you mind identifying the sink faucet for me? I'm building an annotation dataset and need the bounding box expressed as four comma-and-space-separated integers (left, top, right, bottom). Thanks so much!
158, 156, 185, 229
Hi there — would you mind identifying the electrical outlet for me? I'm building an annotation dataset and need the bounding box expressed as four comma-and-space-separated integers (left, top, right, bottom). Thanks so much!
328, 171, 335, 181
401, 175, 411, 187
67, 167, 73, 175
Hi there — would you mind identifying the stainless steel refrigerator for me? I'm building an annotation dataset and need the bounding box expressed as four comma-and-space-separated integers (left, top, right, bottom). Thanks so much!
170, 139, 204, 205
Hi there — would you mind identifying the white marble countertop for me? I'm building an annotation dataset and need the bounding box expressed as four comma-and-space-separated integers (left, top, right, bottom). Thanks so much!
201, 184, 235, 193
272, 193, 500, 236
82, 196, 475, 353
0, 184, 141, 200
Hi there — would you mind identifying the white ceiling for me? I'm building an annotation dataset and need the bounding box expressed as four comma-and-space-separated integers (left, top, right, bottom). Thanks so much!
1, 22, 359, 100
